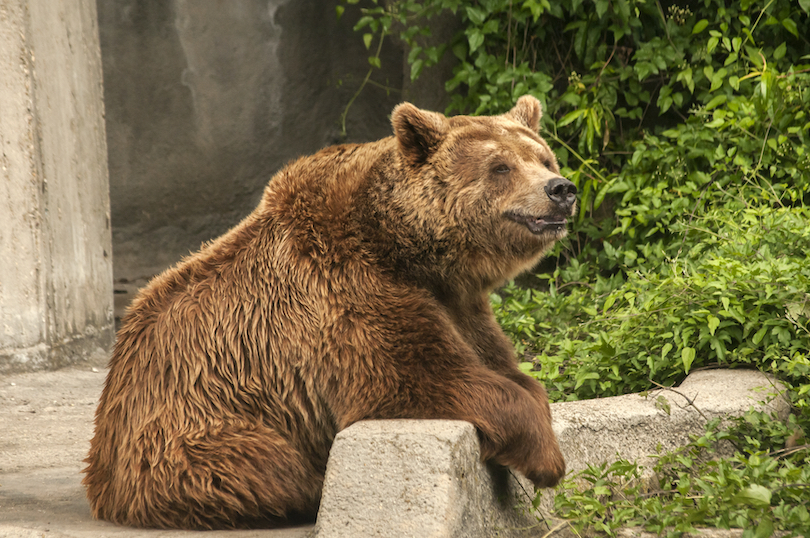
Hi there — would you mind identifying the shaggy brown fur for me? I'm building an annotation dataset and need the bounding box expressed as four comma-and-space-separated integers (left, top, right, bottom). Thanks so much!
83, 96, 573, 529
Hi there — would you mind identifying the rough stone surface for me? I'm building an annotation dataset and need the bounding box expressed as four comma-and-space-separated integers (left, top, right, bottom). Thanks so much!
0, 0, 114, 373
315, 370, 788, 537
617, 529, 746, 538
315, 420, 543, 538
551, 369, 788, 477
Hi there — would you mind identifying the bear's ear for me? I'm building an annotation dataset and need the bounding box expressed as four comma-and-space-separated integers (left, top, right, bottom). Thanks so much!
391, 102, 448, 166
507, 95, 543, 132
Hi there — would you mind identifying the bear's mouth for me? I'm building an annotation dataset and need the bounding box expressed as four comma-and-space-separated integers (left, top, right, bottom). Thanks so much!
504, 211, 568, 235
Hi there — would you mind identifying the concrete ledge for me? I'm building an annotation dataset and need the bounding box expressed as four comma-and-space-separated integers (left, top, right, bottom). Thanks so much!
315, 369, 788, 537
314, 420, 539, 538
0, 368, 789, 537
550, 369, 788, 479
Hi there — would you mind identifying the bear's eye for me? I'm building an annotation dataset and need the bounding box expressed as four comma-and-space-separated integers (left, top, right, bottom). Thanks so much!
494, 164, 511, 174
542, 158, 554, 169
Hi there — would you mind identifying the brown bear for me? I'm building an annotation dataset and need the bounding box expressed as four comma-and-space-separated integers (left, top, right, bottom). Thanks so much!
83, 95, 574, 530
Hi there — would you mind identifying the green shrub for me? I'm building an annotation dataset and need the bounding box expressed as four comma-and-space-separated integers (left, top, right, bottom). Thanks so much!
496, 205, 810, 402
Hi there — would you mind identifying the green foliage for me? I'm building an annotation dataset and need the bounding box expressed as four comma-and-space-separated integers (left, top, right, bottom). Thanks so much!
494, 205, 810, 402
341, 1, 810, 534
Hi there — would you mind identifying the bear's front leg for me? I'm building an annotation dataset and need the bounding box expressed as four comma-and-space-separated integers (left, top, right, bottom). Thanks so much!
444, 296, 565, 486
320, 309, 566, 489
452, 368, 566, 489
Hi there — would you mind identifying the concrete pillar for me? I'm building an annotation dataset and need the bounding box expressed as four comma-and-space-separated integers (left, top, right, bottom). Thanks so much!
0, 0, 113, 373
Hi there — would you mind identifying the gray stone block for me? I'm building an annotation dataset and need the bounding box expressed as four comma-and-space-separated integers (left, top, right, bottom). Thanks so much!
314, 420, 546, 538
551, 369, 788, 479
315, 370, 788, 536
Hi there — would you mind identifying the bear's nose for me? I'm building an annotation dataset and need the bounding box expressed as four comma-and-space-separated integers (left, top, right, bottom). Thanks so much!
544, 177, 577, 209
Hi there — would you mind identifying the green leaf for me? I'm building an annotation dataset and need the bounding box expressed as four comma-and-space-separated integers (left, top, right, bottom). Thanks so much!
692, 19, 709, 34
729, 75, 740, 90
752, 328, 767, 345
335, 5, 345, 20
732, 484, 772, 508
353, 15, 374, 32
707, 36, 719, 54
465, 6, 487, 25
655, 395, 671, 415
518, 362, 534, 374
467, 30, 484, 53
523, 0, 546, 21
595, 0, 609, 18
705, 94, 727, 110
407, 45, 422, 64
754, 517, 774, 538
707, 315, 720, 336
781, 18, 799, 38
363, 33, 373, 50
574, 370, 600, 389
773, 42, 786, 61
451, 41, 467, 61
682, 347, 696, 374
409, 59, 424, 81
557, 108, 588, 127
800, 0, 810, 13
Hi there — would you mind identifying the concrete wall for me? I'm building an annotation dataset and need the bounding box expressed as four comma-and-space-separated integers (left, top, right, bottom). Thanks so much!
0, 0, 114, 372
97, 0, 457, 283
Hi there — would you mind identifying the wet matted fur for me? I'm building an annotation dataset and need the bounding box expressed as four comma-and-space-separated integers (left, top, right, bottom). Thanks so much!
84, 96, 573, 529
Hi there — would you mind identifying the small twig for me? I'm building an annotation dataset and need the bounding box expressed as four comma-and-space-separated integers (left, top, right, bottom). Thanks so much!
364, 79, 401, 93
655, 0, 674, 48
744, 0, 776, 48
587, 42, 617, 93
509, 468, 534, 497
648, 378, 708, 422
755, 121, 773, 173
541, 520, 572, 538
769, 443, 810, 461
772, 481, 810, 492
340, 28, 387, 137
556, 280, 595, 291
545, 131, 608, 184
776, 67, 810, 77
505, 469, 580, 537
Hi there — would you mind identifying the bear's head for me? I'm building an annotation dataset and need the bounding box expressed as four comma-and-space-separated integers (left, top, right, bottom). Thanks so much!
388, 95, 577, 292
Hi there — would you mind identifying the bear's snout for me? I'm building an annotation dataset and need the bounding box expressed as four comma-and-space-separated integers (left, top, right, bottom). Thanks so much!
544, 177, 577, 210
